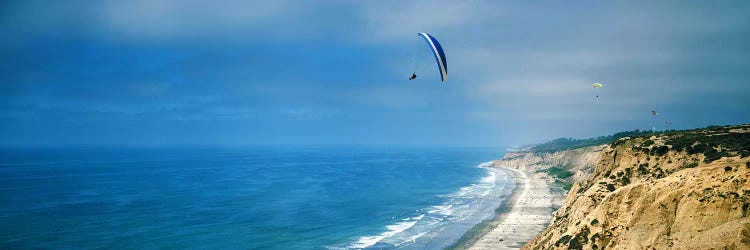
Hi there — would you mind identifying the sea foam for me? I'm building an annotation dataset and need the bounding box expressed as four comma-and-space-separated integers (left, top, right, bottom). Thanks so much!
348, 214, 425, 249
345, 162, 505, 249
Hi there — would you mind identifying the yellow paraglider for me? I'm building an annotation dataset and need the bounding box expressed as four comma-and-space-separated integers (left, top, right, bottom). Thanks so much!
592, 83, 603, 98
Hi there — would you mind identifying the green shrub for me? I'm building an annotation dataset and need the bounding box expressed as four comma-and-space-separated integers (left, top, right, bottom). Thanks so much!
684, 162, 699, 168
555, 180, 574, 191
687, 143, 708, 154
704, 148, 729, 163
620, 176, 631, 186
545, 167, 574, 179
555, 235, 572, 247
651, 146, 669, 156
637, 164, 649, 175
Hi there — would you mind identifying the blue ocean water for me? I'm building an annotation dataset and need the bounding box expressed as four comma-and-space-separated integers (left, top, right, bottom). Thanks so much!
0, 146, 510, 249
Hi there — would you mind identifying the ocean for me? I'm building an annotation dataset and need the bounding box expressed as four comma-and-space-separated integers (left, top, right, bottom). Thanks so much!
0, 146, 512, 249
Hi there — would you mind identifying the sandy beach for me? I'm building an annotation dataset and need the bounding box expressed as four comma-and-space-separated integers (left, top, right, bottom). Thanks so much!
452, 165, 566, 249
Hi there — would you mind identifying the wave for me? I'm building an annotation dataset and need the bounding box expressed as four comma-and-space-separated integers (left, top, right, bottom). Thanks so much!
343, 161, 508, 249
478, 161, 495, 168
427, 204, 453, 216
348, 215, 425, 249
395, 231, 427, 247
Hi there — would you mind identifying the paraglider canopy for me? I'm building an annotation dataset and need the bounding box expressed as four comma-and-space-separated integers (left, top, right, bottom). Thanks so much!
592, 82, 603, 98
417, 33, 447, 82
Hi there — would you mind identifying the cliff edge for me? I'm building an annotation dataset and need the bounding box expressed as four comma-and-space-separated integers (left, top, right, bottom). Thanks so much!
497, 145, 605, 191
524, 124, 750, 249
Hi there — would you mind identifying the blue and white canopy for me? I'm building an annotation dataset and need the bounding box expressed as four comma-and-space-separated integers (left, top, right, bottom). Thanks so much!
418, 33, 447, 82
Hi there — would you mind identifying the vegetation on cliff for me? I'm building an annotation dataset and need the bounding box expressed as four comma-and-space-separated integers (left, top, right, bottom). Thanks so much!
530, 130, 655, 153
612, 124, 750, 163
537, 166, 575, 190
524, 124, 750, 249
531, 124, 750, 156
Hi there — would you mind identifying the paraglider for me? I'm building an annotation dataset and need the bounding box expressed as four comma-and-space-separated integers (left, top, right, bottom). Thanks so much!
411, 33, 447, 82
650, 110, 659, 131
592, 83, 603, 98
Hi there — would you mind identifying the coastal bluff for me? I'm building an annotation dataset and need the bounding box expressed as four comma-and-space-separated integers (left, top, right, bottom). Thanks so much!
524, 124, 750, 249
495, 145, 605, 187
457, 145, 605, 249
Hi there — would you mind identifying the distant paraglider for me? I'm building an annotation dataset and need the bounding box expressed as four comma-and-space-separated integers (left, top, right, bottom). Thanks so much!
592, 83, 603, 98
650, 110, 659, 131
411, 33, 447, 82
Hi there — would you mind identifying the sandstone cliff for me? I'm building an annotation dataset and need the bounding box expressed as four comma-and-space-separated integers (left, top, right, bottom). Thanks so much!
524, 124, 750, 249
495, 145, 605, 190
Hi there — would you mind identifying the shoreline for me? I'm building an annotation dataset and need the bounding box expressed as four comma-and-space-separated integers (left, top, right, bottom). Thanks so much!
448, 165, 566, 249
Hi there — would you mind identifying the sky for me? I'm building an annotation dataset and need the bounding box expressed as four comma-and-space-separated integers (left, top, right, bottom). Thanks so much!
1, 1, 749, 147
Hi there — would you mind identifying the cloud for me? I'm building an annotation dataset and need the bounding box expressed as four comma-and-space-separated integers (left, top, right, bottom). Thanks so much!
1, 1, 749, 146
1, 0, 358, 44
99, 0, 293, 40
359, 1, 479, 43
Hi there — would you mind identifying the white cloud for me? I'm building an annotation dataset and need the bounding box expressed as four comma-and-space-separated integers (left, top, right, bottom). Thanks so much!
358, 0, 481, 43
99, 0, 293, 40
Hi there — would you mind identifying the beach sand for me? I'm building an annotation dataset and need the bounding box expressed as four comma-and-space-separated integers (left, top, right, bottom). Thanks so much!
451, 166, 565, 250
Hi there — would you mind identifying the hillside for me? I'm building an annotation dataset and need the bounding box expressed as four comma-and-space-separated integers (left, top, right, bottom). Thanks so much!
497, 145, 605, 191
529, 130, 655, 153
524, 124, 750, 249
456, 144, 606, 250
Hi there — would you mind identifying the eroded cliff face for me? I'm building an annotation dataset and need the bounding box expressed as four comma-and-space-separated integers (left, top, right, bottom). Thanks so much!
525, 125, 750, 250
495, 145, 604, 186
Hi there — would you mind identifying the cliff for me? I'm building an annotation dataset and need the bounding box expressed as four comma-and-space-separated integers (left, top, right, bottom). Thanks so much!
524, 124, 750, 249
496, 145, 605, 191
457, 144, 607, 250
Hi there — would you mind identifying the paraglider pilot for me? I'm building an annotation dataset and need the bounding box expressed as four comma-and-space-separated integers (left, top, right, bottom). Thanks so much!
409, 72, 417, 80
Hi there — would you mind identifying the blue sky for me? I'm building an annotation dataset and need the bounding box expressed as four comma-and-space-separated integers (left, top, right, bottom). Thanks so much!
1, 1, 749, 147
